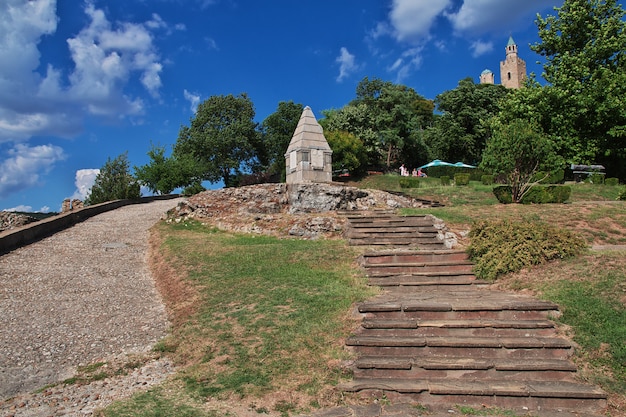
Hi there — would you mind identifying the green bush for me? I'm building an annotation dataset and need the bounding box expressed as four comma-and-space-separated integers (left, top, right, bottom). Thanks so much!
481, 174, 494, 185
522, 185, 571, 204
605, 177, 619, 186
440, 176, 451, 186
454, 173, 470, 186
182, 182, 206, 196
399, 177, 420, 188
467, 220, 586, 280
589, 173, 605, 184
493, 185, 570, 204
492, 186, 513, 203
426, 166, 483, 181
618, 187, 626, 201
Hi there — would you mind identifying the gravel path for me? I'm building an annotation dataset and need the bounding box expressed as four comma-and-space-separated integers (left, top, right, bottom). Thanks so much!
0, 199, 183, 415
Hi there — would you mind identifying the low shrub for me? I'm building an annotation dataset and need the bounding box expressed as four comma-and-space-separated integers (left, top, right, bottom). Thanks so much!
467, 220, 586, 280
481, 174, 494, 185
492, 185, 571, 204
182, 182, 206, 196
454, 173, 470, 186
492, 186, 513, 204
399, 177, 420, 188
605, 177, 619, 186
440, 176, 451, 186
618, 187, 626, 201
589, 173, 605, 184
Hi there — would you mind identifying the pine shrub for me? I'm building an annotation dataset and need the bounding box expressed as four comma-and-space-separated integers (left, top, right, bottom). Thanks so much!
467, 220, 586, 281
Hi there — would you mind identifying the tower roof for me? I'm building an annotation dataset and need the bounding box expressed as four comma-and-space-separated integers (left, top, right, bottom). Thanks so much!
481, 69, 493, 75
507, 36, 516, 46
285, 106, 331, 155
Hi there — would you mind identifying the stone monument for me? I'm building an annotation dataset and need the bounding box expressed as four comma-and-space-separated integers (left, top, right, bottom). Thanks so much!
285, 106, 332, 184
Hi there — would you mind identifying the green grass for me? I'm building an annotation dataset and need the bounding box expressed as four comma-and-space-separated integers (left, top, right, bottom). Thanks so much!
100, 220, 375, 415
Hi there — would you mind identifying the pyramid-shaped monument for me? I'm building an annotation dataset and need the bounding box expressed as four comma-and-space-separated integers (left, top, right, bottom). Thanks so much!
284, 106, 332, 184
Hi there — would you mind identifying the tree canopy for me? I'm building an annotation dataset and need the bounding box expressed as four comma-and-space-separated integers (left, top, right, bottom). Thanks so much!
425, 78, 509, 164
134, 144, 202, 194
174, 93, 258, 187
530, 0, 626, 176
86, 152, 140, 205
259, 101, 304, 177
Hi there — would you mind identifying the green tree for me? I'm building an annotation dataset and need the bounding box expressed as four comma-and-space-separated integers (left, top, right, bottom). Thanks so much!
325, 130, 368, 177
426, 78, 509, 163
532, 0, 626, 177
134, 144, 202, 194
322, 77, 434, 169
259, 101, 304, 176
174, 93, 258, 187
85, 152, 141, 205
481, 119, 563, 203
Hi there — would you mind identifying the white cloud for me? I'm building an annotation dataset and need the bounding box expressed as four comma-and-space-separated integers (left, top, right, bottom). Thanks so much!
0, 143, 66, 199
0, 1, 168, 143
447, 0, 559, 34
4, 205, 33, 212
184, 90, 201, 114
336, 47, 359, 82
389, 0, 453, 43
470, 40, 494, 57
70, 169, 100, 201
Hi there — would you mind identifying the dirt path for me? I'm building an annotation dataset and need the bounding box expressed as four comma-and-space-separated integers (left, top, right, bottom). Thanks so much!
0, 199, 182, 401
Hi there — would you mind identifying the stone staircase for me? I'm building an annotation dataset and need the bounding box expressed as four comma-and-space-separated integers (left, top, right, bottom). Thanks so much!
339, 212, 607, 415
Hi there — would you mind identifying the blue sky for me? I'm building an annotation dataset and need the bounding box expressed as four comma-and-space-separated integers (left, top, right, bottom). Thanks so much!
0, 0, 563, 213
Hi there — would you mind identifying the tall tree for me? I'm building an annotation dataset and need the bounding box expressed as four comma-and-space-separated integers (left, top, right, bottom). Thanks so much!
259, 101, 304, 176
322, 77, 434, 169
531, 0, 626, 177
134, 144, 202, 194
174, 93, 258, 187
426, 78, 509, 164
85, 152, 141, 205
481, 119, 563, 203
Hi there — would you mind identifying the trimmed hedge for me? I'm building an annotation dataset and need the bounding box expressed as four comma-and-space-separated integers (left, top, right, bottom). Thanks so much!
399, 177, 420, 188
467, 220, 587, 280
481, 174, 494, 185
493, 185, 571, 204
454, 173, 470, 186
440, 176, 451, 186
605, 177, 619, 186
425, 166, 483, 181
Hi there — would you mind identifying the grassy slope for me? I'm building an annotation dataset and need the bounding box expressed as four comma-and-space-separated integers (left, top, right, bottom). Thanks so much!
100, 176, 626, 417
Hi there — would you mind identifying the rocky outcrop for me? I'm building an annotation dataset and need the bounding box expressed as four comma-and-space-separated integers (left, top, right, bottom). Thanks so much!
0, 211, 38, 232
165, 183, 436, 240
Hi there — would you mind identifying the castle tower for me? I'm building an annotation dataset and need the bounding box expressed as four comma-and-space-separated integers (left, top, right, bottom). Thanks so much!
284, 106, 333, 184
479, 69, 495, 85
500, 36, 526, 89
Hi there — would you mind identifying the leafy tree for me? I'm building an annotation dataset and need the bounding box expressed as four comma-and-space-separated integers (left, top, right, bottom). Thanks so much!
325, 130, 368, 177
480, 119, 563, 203
134, 144, 202, 194
174, 93, 258, 187
85, 152, 141, 205
426, 78, 509, 163
259, 101, 304, 176
322, 77, 434, 169
531, 0, 626, 177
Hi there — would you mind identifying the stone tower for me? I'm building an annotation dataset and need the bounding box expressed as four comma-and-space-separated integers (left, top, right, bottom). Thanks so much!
285, 106, 333, 184
500, 36, 526, 89
479, 69, 495, 85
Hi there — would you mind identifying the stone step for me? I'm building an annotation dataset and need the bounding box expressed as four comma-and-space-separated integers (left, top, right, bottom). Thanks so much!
367, 274, 481, 287
347, 238, 445, 247
361, 318, 556, 329
337, 379, 607, 414
354, 356, 577, 372
346, 230, 439, 238
361, 250, 470, 265
365, 263, 474, 276
346, 335, 572, 349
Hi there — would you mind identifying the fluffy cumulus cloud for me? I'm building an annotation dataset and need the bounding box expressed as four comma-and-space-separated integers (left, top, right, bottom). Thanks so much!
336, 47, 359, 82
0, 0, 168, 144
388, 0, 452, 43
0, 143, 66, 199
70, 169, 100, 201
